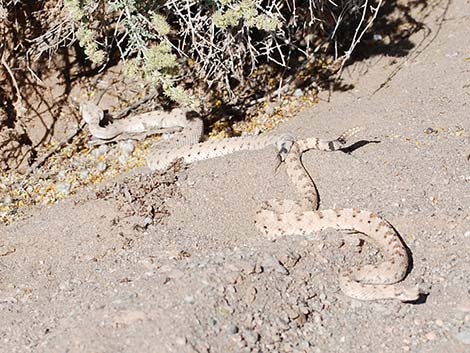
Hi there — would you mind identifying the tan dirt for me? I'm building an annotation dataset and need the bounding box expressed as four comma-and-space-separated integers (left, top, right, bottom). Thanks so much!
1, 1, 470, 352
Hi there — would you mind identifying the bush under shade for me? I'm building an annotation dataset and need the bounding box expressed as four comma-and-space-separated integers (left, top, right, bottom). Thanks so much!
22, 0, 383, 104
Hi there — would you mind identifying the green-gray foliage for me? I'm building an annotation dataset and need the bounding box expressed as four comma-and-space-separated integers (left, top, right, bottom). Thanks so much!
8, 0, 385, 105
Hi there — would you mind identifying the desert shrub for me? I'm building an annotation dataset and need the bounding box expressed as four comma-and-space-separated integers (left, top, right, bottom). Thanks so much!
21, 0, 383, 106
0, 0, 383, 172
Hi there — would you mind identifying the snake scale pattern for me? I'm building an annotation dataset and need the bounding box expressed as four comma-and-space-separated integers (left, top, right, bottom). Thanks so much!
81, 102, 420, 302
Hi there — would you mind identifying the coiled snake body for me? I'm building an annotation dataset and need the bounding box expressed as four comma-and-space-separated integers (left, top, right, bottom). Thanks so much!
81, 102, 420, 301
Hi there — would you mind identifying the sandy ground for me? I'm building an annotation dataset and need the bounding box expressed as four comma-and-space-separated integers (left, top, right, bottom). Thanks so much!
1, 1, 470, 352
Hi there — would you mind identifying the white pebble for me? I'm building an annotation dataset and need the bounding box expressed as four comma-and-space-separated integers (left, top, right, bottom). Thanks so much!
119, 140, 135, 155
55, 182, 70, 195
227, 324, 239, 335
184, 295, 194, 304
265, 104, 276, 115
2, 195, 12, 205
175, 336, 187, 346
98, 144, 109, 154
92, 145, 108, 158
96, 161, 107, 173
79, 169, 89, 179
294, 88, 303, 97
373, 34, 383, 41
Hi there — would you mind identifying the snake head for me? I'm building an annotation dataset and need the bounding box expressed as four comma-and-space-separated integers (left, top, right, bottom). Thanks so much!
80, 101, 104, 125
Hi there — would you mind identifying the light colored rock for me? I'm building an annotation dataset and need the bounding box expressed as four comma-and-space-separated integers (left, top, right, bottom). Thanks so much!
95, 161, 107, 172
119, 140, 135, 154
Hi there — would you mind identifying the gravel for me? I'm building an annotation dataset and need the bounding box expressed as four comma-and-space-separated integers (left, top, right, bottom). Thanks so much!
1, 2, 470, 352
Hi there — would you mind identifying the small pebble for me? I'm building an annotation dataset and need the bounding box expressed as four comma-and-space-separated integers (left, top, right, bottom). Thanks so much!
265, 103, 278, 115
2, 195, 12, 205
175, 336, 187, 346
96, 161, 107, 173
373, 34, 383, 41
227, 324, 239, 335
92, 145, 108, 157
79, 169, 89, 179
294, 89, 303, 97
285, 306, 299, 320
345, 236, 361, 247
424, 127, 438, 134
98, 144, 109, 154
425, 331, 437, 341
184, 295, 194, 304
261, 254, 288, 275
296, 312, 307, 326
98, 145, 109, 154
120, 140, 135, 155
243, 330, 260, 344
55, 182, 70, 195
